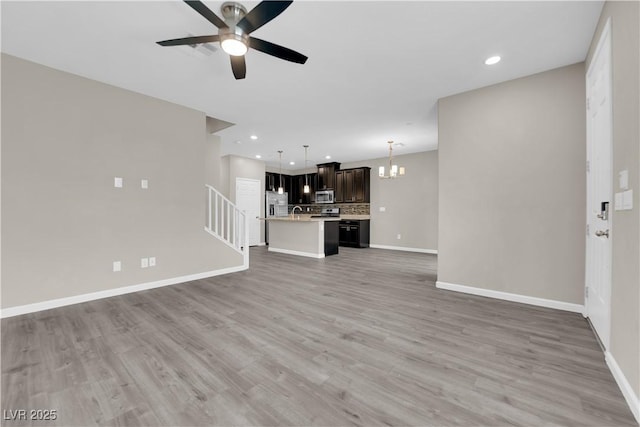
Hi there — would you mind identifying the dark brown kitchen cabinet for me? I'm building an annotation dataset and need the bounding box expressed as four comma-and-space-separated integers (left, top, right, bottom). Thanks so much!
301, 173, 316, 204
309, 173, 318, 203
266, 172, 291, 197
288, 175, 299, 204
316, 162, 340, 190
334, 167, 370, 203
265, 172, 279, 192
287, 174, 316, 204
335, 170, 344, 202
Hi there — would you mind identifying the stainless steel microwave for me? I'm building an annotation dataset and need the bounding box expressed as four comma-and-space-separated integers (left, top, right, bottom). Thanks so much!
315, 190, 334, 204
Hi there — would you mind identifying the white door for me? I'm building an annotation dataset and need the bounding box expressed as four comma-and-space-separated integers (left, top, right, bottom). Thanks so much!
236, 178, 261, 246
585, 18, 613, 349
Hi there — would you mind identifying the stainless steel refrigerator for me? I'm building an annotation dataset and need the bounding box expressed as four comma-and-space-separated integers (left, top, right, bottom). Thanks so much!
265, 191, 288, 244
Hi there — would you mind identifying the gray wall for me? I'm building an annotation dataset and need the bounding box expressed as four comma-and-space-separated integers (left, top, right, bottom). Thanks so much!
1, 54, 243, 309
438, 63, 587, 304
205, 133, 222, 190
586, 0, 639, 398
341, 150, 438, 251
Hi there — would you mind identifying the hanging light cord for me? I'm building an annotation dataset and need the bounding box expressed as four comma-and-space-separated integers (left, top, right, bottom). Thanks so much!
278, 150, 283, 190
304, 145, 309, 187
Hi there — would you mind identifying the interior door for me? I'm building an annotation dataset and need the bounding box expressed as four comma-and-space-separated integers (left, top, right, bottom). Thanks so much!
585, 19, 613, 349
235, 178, 261, 246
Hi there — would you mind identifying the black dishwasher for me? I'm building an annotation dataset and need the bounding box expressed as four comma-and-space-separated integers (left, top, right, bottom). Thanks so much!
339, 220, 370, 248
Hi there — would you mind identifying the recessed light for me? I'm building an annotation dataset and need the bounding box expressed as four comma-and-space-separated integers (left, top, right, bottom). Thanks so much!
250, 135, 258, 140
484, 55, 501, 65
325, 155, 331, 159
289, 161, 295, 165
255, 154, 261, 159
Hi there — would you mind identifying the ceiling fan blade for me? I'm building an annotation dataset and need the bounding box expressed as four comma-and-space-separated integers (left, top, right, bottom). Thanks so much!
249, 37, 307, 64
184, 0, 228, 29
230, 55, 246, 80
157, 35, 220, 47
237, 1, 292, 34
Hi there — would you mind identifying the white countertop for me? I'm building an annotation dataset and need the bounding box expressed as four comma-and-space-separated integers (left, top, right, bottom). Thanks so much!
262, 214, 370, 222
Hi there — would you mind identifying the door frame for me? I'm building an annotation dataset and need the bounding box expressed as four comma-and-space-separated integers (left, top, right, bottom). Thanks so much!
584, 17, 613, 349
235, 177, 262, 247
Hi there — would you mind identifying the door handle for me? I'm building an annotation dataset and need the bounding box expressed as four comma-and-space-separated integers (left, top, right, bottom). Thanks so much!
595, 229, 609, 238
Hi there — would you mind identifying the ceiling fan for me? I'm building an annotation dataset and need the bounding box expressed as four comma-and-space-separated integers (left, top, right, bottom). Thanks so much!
157, 0, 308, 80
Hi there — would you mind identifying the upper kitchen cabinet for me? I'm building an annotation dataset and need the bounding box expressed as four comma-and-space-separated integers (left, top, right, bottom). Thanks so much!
335, 167, 370, 203
265, 172, 278, 192
287, 174, 315, 204
266, 172, 290, 196
316, 162, 340, 190
289, 175, 303, 204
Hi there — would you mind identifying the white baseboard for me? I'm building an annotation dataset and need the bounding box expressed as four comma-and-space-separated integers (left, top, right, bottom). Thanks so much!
268, 247, 325, 259
605, 351, 640, 424
256, 242, 266, 246
435, 280, 584, 313
0, 264, 248, 319
370, 244, 438, 254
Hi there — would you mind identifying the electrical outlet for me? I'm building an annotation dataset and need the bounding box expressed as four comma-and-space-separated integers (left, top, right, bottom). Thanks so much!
141, 258, 149, 268
380, 207, 386, 212
141, 179, 149, 189
149, 257, 156, 267
113, 261, 121, 272
397, 234, 401, 240
114, 177, 123, 188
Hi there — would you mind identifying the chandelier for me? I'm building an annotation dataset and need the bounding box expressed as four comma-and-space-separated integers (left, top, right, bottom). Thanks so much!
378, 141, 405, 179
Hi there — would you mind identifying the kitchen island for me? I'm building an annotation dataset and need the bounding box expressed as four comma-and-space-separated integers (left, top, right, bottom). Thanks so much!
266, 216, 340, 258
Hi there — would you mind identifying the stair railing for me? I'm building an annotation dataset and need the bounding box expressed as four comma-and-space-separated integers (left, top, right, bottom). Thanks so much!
205, 185, 249, 267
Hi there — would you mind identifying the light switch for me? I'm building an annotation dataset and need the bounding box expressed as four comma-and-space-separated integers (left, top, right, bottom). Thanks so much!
622, 190, 633, 210
113, 261, 121, 272
619, 170, 629, 190
149, 257, 156, 267
141, 179, 149, 189
114, 177, 123, 188
379, 207, 386, 212
615, 192, 623, 210
141, 258, 149, 268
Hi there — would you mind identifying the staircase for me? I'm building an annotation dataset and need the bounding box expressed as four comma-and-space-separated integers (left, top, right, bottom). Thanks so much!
205, 185, 249, 267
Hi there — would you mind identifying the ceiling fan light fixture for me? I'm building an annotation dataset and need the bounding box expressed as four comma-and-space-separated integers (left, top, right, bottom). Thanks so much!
221, 37, 247, 56
157, 1, 308, 80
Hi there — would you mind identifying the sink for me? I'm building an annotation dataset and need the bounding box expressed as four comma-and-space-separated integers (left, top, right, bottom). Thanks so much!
310, 215, 323, 218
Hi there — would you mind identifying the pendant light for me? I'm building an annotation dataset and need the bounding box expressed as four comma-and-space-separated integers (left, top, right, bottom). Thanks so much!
303, 145, 310, 194
277, 150, 284, 194
378, 140, 405, 179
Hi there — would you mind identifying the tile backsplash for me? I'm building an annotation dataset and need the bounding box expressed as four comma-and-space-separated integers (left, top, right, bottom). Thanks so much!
288, 203, 370, 215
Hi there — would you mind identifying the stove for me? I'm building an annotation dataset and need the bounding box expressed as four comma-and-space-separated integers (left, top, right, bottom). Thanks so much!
321, 207, 340, 217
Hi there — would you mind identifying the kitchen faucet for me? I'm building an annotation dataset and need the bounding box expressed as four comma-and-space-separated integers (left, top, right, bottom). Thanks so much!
291, 205, 302, 219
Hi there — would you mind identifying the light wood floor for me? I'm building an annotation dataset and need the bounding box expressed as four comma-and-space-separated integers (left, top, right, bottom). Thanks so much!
2, 247, 637, 426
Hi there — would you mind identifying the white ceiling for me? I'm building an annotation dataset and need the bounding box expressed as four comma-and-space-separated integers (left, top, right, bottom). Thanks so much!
1, 1, 603, 170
